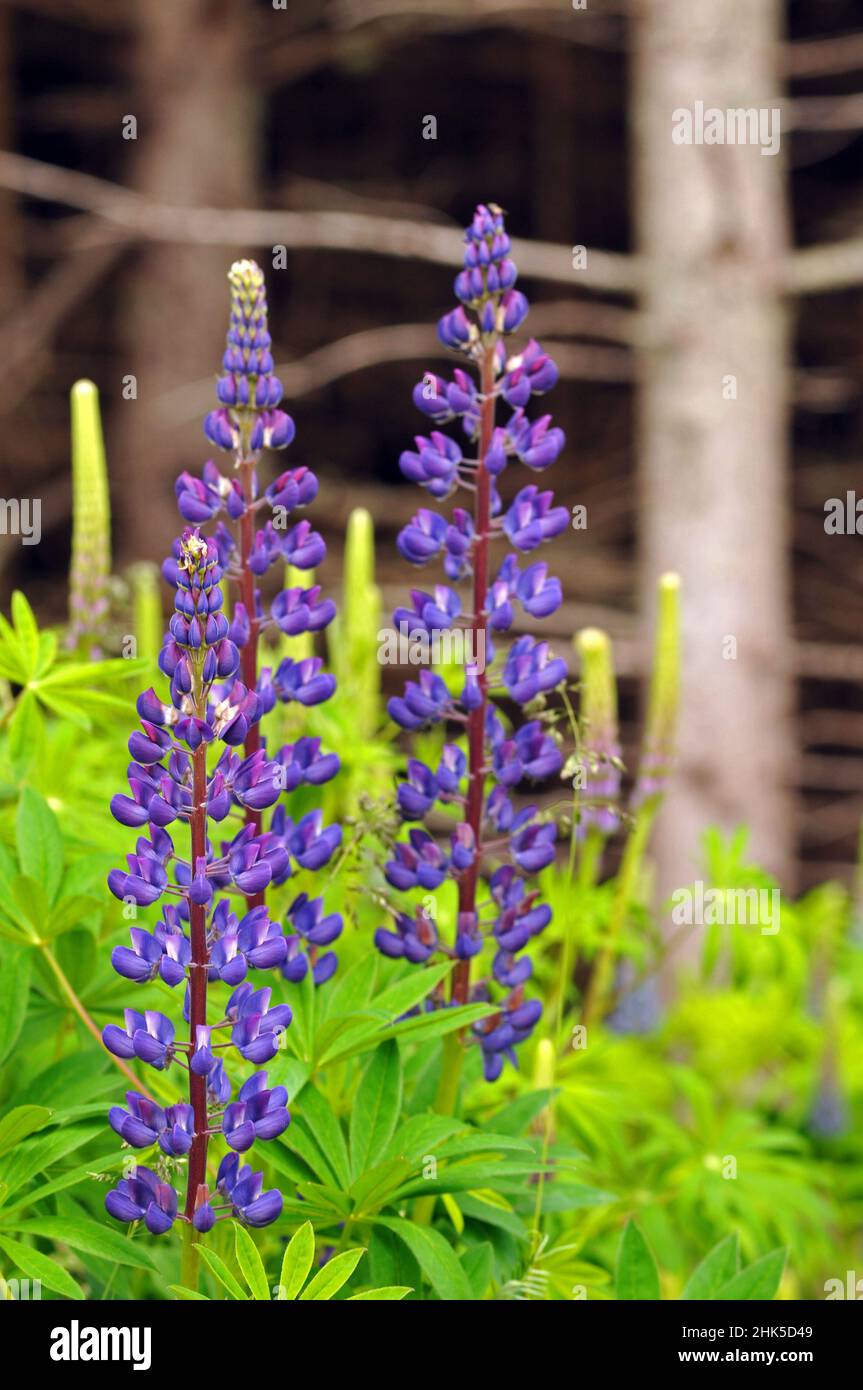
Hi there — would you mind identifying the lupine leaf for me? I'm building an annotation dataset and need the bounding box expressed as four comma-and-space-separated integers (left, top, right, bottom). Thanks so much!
348, 1285, 412, 1301
0, 1234, 84, 1300
169, 1286, 211, 1301
715, 1249, 786, 1301
350, 1041, 402, 1178
0, 1125, 102, 1197
299, 1247, 365, 1301
682, 1235, 740, 1300
374, 1217, 473, 1301
615, 1220, 661, 1300
277, 1221, 315, 1300
197, 1245, 245, 1300
17, 788, 64, 906
0, 944, 32, 1064
294, 1086, 351, 1189
9, 1216, 157, 1271
0, 1106, 53, 1160
233, 1222, 270, 1301
462, 1241, 494, 1299
10, 591, 39, 680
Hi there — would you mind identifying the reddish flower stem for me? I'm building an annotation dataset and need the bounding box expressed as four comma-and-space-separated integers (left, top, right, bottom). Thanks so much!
184, 741, 210, 1221
452, 346, 496, 1007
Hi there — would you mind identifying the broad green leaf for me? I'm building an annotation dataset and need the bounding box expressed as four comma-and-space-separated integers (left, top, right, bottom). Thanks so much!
300, 1247, 365, 1301
0, 1105, 53, 1160
683, 1235, 739, 1300
277, 1221, 315, 1300
0, 1234, 84, 1300
169, 1286, 210, 1300
16, 788, 64, 905
197, 1245, 245, 1300
350, 1041, 402, 1179
348, 1285, 411, 1301
0, 944, 32, 1064
234, 1221, 270, 1301
715, 1249, 786, 1302
375, 1216, 473, 1301
9, 1216, 157, 1271
615, 1220, 660, 1301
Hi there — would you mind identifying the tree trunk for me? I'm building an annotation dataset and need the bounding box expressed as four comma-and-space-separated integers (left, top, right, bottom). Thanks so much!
631, 0, 794, 926
115, 0, 260, 559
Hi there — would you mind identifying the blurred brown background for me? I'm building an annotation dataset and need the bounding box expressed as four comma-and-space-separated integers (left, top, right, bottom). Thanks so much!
1, 0, 863, 901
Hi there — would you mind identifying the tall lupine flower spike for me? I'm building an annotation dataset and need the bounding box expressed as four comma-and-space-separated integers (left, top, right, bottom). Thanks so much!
103, 260, 342, 1239
379, 204, 566, 1085
67, 380, 111, 658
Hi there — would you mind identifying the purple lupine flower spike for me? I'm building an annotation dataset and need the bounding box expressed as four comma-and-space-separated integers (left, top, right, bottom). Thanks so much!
104, 260, 342, 1238
378, 204, 565, 1081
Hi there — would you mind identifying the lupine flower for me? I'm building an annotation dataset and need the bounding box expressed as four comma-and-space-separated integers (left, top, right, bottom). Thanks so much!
375, 205, 565, 1081
103, 260, 341, 1240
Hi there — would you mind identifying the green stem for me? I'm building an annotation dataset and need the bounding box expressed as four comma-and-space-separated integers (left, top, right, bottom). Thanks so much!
180, 1222, 200, 1293
582, 800, 658, 1032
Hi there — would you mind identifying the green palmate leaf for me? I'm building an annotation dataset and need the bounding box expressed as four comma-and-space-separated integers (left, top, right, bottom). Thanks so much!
349, 1158, 413, 1218
0, 944, 32, 1064
375, 1216, 473, 1301
348, 1286, 412, 1301
8, 1217, 157, 1271
0, 1234, 84, 1300
197, 1245, 245, 1300
16, 787, 64, 905
615, 1220, 661, 1301
0, 1105, 53, 1160
350, 1041, 403, 1179
715, 1249, 786, 1302
683, 1235, 740, 1300
234, 1222, 270, 1301
277, 1221, 315, 1300
300, 1247, 365, 1301
170, 1286, 210, 1301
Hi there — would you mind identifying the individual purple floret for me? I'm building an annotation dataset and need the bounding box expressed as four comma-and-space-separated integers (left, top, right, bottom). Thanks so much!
377, 205, 566, 1082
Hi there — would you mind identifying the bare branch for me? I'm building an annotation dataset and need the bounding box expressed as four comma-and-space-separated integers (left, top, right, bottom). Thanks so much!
0, 149, 640, 294
782, 30, 863, 79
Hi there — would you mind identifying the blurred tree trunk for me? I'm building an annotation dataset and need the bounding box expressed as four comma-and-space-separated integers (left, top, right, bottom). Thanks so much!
632, 0, 794, 923
0, 7, 21, 317
116, 0, 260, 559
